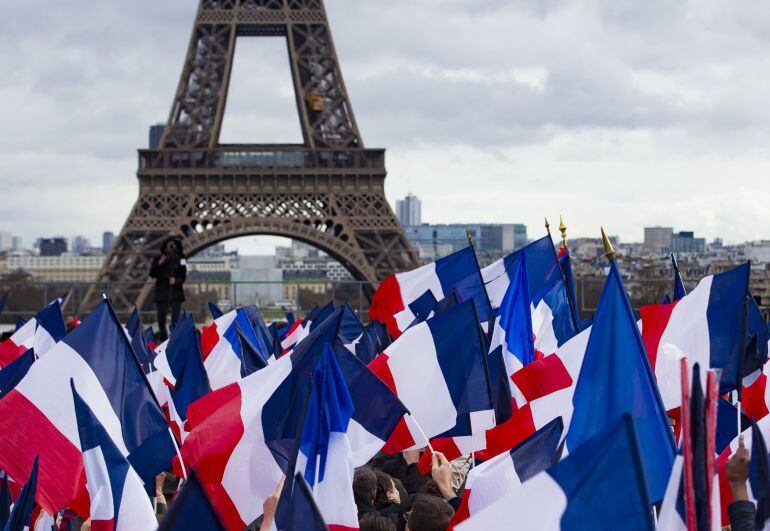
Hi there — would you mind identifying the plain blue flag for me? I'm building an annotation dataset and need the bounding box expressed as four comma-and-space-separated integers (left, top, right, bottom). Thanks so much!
567, 260, 675, 503
497, 256, 535, 367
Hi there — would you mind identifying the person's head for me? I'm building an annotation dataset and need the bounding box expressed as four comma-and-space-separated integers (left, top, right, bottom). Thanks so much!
417, 479, 442, 499
353, 466, 378, 510
374, 470, 400, 505
406, 494, 454, 531
163, 238, 182, 256
359, 514, 397, 531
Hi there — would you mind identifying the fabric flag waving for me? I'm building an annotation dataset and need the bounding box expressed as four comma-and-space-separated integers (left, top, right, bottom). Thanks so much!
157, 469, 225, 531
488, 256, 536, 385
70, 380, 157, 531
0, 350, 34, 400
0, 300, 174, 514
450, 418, 563, 529
0, 475, 11, 530
567, 259, 675, 503
276, 344, 358, 531
368, 300, 494, 458
369, 246, 491, 339
671, 254, 687, 301
0, 300, 66, 368
200, 308, 265, 390
456, 415, 654, 531
237, 323, 268, 377
283, 474, 329, 531
640, 263, 750, 409
3, 456, 38, 531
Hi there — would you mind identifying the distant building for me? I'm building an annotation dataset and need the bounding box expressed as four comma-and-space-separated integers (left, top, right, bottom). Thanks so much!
11, 236, 22, 251
39, 237, 68, 257
0, 232, 11, 252
671, 231, 706, 254
231, 255, 283, 305
7, 254, 104, 281
644, 227, 673, 252
72, 236, 91, 254
102, 232, 116, 253
404, 223, 527, 260
395, 193, 422, 226
149, 123, 165, 149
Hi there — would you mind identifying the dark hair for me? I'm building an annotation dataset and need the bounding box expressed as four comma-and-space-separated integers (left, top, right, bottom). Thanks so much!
359, 514, 397, 531
374, 470, 395, 506
417, 479, 443, 499
161, 237, 185, 258
353, 466, 378, 509
407, 494, 454, 531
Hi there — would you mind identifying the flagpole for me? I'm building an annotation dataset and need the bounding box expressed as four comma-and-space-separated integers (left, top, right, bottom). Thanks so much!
168, 427, 188, 480
408, 414, 435, 454
466, 229, 494, 315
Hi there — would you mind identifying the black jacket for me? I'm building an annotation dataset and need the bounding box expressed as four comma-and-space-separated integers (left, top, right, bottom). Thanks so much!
149, 253, 187, 303
728, 500, 757, 531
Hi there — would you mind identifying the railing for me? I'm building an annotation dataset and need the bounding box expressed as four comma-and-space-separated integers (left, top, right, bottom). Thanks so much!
138, 147, 386, 171
1, 278, 767, 328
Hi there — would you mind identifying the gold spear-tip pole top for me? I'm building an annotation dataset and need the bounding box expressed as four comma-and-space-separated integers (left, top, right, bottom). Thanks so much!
558, 215, 568, 249
466, 228, 474, 247
544, 217, 551, 235
600, 227, 616, 260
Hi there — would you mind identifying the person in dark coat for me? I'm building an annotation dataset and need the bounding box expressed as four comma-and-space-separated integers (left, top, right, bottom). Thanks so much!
149, 238, 187, 341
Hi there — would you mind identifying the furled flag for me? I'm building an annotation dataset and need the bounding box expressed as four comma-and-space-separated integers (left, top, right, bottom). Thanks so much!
568, 259, 675, 503
282, 473, 329, 531
369, 246, 491, 339
338, 303, 365, 344
199, 308, 266, 390
70, 381, 157, 531
181, 308, 411, 529
658, 363, 720, 531
208, 302, 224, 320
0, 292, 7, 319
275, 344, 357, 531
368, 300, 494, 464
556, 246, 580, 329
237, 323, 268, 377
0, 299, 66, 367
671, 254, 687, 301
163, 315, 211, 442
641, 263, 750, 409
488, 256, 536, 389
482, 236, 578, 357
0, 300, 175, 515
157, 469, 224, 531
456, 415, 654, 530
449, 418, 563, 529
4, 456, 38, 531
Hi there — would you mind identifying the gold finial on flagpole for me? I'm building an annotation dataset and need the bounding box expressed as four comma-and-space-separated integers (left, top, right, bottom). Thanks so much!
559, 215, 568, 249
601, 227, 616, 260
466, 229, 473, 247
545, 217, 551, 235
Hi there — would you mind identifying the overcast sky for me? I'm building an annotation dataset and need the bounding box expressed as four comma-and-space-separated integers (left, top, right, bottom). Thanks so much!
3, 0, 770, 254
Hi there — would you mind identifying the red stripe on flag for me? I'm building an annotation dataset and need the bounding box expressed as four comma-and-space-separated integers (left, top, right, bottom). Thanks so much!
368, 275, 405, 340
640, 301, 679, 370
90, 519, 114, 531
511, 355, 573, 403
180, 383, 246, 530
417, 438, 463, 475
367, 353, 397, 395
200, 322, 220, 362
381, 416, 416, 455
475, 404, 536, 462
0, 389, 86, 515
741, 374, 770, 421
0, 339, 27, 368
447, 487, 472, 530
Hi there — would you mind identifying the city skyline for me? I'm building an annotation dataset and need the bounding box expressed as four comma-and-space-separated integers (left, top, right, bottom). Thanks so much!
3, 2, 770, 249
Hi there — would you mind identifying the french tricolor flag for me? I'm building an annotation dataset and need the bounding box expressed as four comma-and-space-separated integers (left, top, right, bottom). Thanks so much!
456, 415, 654, 531
0, 301, 175, 515
277, 344, 358, 531
200, 308, 266, 390
180, 308, 411, 529
368, 300, 494, 459
70, 381, 157, 531
0, 300, 66, 367
641, 263, 750, 410
449, 418, 563, 529
482, 236, 578, 358
369, 247, 491, 339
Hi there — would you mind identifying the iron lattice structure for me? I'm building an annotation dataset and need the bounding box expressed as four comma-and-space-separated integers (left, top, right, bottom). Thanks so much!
85, 0, 419, 313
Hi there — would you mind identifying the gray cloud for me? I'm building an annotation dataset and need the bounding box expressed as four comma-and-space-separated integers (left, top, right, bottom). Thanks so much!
2, 0, 770, 247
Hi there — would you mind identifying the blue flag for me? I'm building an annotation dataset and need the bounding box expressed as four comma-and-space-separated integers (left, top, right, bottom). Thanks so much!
158, 469, 224, 531
0, 292, 8, 319
0, 474, 11, 529
671, 254, 687, 301
496, 256, 535, 367
3, 456, 37, 531
568, 260, 675, 503
285, 473, 328, 531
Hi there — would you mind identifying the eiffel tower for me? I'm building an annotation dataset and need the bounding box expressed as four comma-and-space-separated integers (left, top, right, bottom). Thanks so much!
85, 0, 419, 313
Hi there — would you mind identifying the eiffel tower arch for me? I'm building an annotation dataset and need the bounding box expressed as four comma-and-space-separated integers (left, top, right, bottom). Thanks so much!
85, 0, 419, 313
